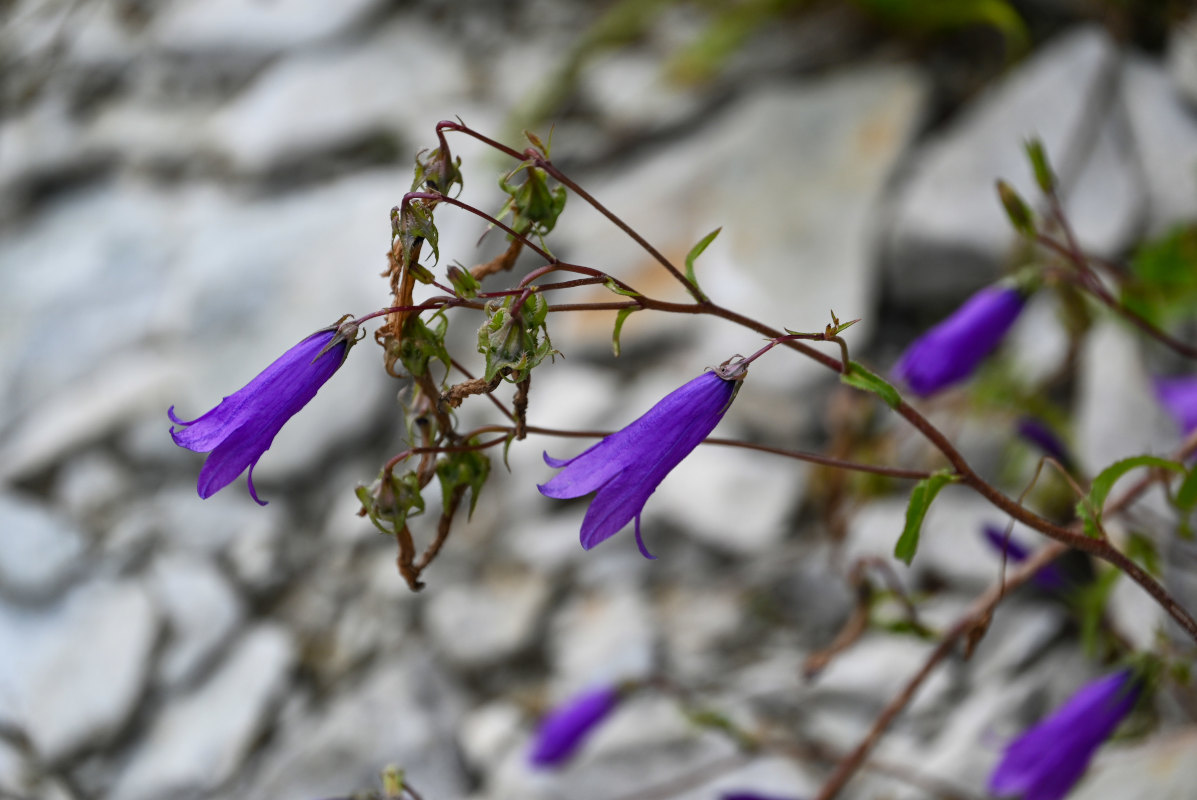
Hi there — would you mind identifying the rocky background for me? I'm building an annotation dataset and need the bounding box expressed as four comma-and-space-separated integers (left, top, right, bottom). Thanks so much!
3, 1, 1197, 799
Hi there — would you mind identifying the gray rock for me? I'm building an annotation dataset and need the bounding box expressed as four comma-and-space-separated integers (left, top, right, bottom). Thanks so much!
458, 700, 525, 774
0, 579, 157, 761
0, 492, 87, 600
425, 568, 551, 668
205, 17, 472, 172
549, 588, 656, 696
1069, 728, 1197, 800
656, 583, 744, 681
150, 0, 387, 55
550, 64, 927, 385
885, 27, 1121, 306
650, 439, 806, 555
111, 625, 295, 800
240, 653, 468, 800
671, 755, 818, 800
145, 552, 245, 687
1074, 320, 1176, 476
1122, 53, 1197, 234
52, 450, 133, 521
1168, 15, 1197, 110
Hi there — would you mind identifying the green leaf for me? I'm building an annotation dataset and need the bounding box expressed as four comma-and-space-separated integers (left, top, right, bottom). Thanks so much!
895, 470, 957, 565
1076, 566, 1121, 657
437, 447, 491, 519
1077, 455, 1185, 538
1121, 223, 1197, 325
683, 227, 720, 300
841, 360, 902, 409
1176, 467, 1197, 512
603, 278, 641, 298
1024, 138, 1055, 193
612, 307, 636, 357
996, 179, 1035, 237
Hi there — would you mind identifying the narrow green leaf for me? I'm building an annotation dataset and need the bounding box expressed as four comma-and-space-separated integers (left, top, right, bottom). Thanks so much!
683, 227, 720, 299
841, 360, 902, 409
612, 307, 636, 357
895, 470, 957, 565
603, 278, 641, 298
1024, 138, 1055, 193
1176, 467, 1197, 512
1077, 455, 1185, 537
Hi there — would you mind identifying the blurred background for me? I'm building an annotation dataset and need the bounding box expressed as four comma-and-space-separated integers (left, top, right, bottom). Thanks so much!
2, 1, 1197, 799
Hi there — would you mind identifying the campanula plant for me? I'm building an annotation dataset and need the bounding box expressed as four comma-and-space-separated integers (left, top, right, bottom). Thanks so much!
1154, 376, 1197, 436
528, 685, 623, 767
989, 669, 1141, 800
169, 317, 359, 504
539, 360, 745, 558
894, 284, 1027, 396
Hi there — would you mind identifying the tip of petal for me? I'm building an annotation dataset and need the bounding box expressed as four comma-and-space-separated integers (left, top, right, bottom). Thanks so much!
247, 463, 268, 506
167, 405, 192, 426
543, 451, 574, 468
633, 515, 656, 560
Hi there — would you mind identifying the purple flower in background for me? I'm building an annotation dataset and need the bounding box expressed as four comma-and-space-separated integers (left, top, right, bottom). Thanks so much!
980, 525, 1068, 592
990, 669, 1140, 800
1015, 417, 1073, 469
528, 685, 621, 767
539, 369, 740, 558
169, 319, 358, 505
894, 285, 1026, 396
1154, 376, 1197, 435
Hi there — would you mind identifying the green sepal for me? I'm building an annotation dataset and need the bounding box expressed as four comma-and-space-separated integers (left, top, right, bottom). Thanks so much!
841, 360, 902, 409
498, 165, 567, 238
477, 296, 558, 383
447, 264, 481, 298
612, 307, 636, 357
895, 470, 958, 565
1024, 138, 1056, 193
436, 446, 491, 519
356, 469, 426, 536
398, 312, 451, 378
1077, 455, 1185, 538
997, 179, 1035, 237
683, 227, 719, 301
604, 278, 641, 298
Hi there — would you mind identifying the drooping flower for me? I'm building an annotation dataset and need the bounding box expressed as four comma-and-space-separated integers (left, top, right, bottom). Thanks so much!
989, 669, 1141, 800
980, 524, 1068, 592
894, 285, 1026, 396
1154, 376, 1197, 435
528, 685, 622, 767
538, 367, 742, 558
1015, 417, 1073, 469
169, 318, 359, 505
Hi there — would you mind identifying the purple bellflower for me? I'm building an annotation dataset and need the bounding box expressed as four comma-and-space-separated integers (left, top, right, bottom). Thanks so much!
528, 685, 622, 767
1015, 417, 1073, 470
894, 285, 1026, 396
980, 524, 1068, 592
538, 366, 742, 558
989, 669, 1140, 800
1154, 376, 1197, 436
169, 318, 359, 505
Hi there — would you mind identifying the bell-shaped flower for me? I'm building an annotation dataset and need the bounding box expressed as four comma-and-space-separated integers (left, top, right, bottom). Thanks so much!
528, 685, 622, 767
169, 319, 359, 504
894, 285, 1026, 396
539, 367, 741, 558
1015, 416, 1074, 470
980, 524, 1069, 592
989, 669, 1140, 800
1154, 376, 1197, 436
